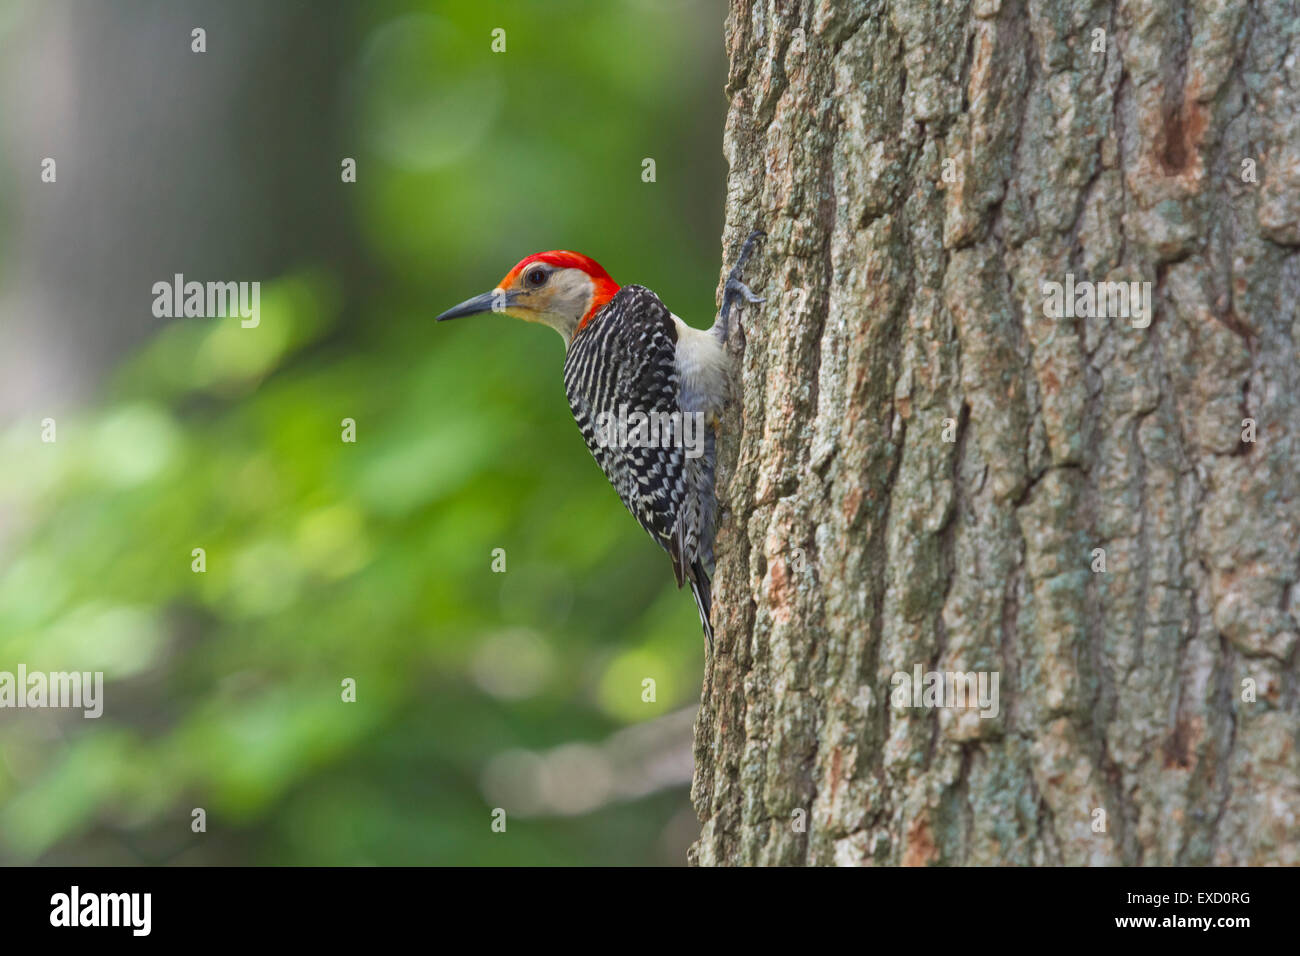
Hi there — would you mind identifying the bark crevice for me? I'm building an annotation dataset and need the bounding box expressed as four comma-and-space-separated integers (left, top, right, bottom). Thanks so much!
694, 0, 1300, 867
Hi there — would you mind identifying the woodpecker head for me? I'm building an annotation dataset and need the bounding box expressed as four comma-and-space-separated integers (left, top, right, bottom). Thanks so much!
436, 251, 621, 345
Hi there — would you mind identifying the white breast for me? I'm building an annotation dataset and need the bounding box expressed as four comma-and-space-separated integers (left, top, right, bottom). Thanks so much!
671, 314, 732, 416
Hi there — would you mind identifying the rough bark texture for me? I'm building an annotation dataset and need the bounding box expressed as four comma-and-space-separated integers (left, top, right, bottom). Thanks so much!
692, 0, 1300, 866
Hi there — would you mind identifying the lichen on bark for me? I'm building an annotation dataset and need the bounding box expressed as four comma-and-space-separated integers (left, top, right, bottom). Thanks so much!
692, 0, 1300, 866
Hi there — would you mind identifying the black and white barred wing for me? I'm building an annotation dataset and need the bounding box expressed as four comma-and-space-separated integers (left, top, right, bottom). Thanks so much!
562, 285, 695, 584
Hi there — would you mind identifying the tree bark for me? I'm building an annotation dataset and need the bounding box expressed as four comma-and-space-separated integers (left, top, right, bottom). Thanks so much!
692, 0, 1300, 866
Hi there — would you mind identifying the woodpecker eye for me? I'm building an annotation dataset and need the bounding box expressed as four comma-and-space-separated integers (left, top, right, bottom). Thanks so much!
525, 267, 549, 288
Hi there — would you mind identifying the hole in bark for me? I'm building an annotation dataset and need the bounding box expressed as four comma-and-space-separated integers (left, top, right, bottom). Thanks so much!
1157, 98, 1207, 176
1162, 719, 1194, 769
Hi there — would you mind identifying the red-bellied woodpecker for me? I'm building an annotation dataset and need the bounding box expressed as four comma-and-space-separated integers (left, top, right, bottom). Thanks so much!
436, 230, 765, 649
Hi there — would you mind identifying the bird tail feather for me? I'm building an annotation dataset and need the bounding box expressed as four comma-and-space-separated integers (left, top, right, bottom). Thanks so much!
687, 560, 714, 652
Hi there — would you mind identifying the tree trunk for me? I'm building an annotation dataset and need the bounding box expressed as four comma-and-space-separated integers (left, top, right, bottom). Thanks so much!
692, 0, 1300, 866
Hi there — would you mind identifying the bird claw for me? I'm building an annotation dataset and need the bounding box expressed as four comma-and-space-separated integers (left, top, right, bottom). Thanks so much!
719, 228, 765, 345
725, 275, 765, 305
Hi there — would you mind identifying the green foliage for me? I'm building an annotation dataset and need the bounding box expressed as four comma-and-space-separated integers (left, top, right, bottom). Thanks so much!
0, 0, 725, 865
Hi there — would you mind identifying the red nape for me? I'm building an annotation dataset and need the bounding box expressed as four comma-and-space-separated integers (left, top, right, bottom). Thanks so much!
500, 250, 621, 331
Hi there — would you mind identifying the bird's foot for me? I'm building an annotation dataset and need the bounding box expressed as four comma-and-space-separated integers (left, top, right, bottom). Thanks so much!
718, 228, 765, 346
725, 274, 765, 307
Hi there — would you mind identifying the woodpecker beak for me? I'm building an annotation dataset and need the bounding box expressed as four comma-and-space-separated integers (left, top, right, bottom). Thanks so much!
436, 289, 515, 322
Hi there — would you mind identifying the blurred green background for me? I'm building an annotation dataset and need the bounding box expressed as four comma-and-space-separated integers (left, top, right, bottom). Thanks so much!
0, 0, 727, 865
